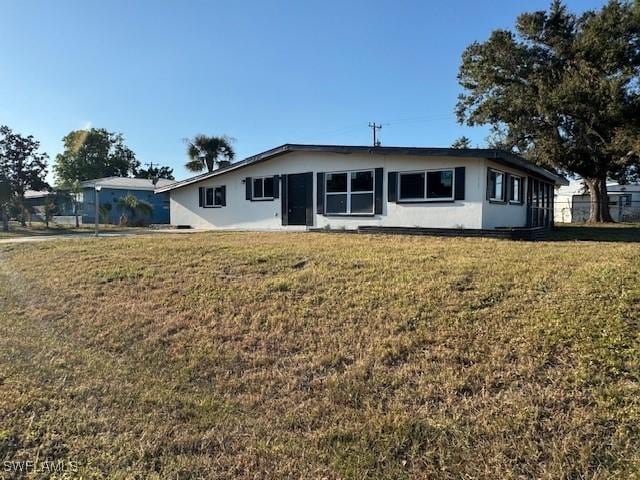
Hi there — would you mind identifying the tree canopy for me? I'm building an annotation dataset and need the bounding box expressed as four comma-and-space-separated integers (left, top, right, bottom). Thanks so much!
134, 165, 175, 181
54, 128, 139, 184
451, 136, 472, 149
0, 125, 49, 227
0, 125, 49, 197
185, 135, 235, 173
456, 0, 640, 221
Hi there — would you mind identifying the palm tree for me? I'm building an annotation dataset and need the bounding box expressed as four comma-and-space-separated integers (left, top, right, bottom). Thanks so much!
185, 135, 235, 173
116, 194, 153, 226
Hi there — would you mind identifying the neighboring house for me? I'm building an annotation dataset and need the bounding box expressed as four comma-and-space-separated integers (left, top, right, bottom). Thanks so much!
554, 180, 583, 223
555, 181, 640, 223
80, 177, 174, 225
24, 190, 74, 214
156, 144, 567, 232
23, 190, 76, 223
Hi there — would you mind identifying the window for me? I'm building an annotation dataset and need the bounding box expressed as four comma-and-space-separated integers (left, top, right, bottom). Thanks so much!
509, 175, 523, 203
398, 169, 454, 201
399, 173, 424, 200
205, 188, 214, 206
204, 186, 225, 207
252, 177, 274, 199
427, 171, 453, 198
325, 170, 374, 214
214, 187, 224, 206
488, 169, 505, 202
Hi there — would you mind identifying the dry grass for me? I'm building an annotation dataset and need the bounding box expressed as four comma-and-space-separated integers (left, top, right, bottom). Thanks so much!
0, 221, 148, 239
0, 232, 639, 479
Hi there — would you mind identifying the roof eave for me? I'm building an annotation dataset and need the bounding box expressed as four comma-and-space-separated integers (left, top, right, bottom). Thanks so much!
155, 144, 568, 192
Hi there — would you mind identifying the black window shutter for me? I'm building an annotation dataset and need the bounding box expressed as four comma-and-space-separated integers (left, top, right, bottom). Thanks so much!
388, 172, 398, 202
198, 187, 204, 207
454, 167, 465, 200
273, 175, 279, 199
220, 186, 226, 206
245, 177, 252, 200
305, 172, 314, 226
316, 172, 325, 215
374, 167, 383, 214
486, 169, 492, 201
281, 174, 288, 225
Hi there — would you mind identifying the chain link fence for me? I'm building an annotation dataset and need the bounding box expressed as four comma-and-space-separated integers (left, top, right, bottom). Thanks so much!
555, 196, 640, 223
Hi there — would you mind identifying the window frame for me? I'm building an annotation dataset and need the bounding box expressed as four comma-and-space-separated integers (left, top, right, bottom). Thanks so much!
397, 168, 455, 202
252, 176, 275, 201
508, 174, 523, 205
488, 168, 506, 203
204, 186, 225, 208
324, 168, 375, 215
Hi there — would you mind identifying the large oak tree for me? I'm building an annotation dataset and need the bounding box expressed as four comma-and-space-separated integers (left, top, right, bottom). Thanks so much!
456, 0, 640, 222
54, 128, 139, 184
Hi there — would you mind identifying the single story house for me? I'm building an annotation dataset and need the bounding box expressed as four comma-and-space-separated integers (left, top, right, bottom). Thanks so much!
555, 181, 640, 223
81, 177, 173, 225
23, 190, 75, 223
156, 144, 567, 233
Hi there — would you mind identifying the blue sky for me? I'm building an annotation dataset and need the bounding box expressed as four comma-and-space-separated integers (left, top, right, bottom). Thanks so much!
1, 0, 605, 183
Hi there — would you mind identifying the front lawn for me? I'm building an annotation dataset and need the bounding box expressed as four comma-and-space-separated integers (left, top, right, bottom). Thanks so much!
0, 232, 638, 478
0, 221, 78, 238
0, 221, 152, 239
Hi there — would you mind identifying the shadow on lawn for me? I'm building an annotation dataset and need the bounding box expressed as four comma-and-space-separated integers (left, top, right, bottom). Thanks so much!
550, 224, 640, 242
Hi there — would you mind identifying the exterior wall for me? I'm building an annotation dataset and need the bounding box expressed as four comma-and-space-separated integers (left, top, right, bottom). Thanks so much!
51, 215, 81, 226
83, 187, 170, 224
481, 159, 529, 229
554, 193, 574, 223
169, 152, 532, 230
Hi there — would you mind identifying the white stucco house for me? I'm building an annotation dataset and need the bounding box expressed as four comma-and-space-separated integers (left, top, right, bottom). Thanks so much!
156, 144, 567, 235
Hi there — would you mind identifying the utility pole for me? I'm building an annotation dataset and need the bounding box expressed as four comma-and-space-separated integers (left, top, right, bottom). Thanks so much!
94, 184, 102, 237
368, 122, 382, 147
145, 162, 159, 186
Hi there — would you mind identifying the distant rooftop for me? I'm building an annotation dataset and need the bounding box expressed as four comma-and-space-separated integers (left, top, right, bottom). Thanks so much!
24, 189, 54, 199
80, 176, 174, 191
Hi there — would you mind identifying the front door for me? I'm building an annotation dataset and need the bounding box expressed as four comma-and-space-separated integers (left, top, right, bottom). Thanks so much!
286, 173, 312, 226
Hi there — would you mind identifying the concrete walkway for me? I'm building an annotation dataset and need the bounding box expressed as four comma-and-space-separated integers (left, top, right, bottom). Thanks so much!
0, 229, 203, 244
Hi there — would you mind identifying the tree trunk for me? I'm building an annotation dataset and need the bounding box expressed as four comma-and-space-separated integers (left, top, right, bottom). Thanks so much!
1, 206, 8, 232
585, 177, 614, 223
74, 201, 79, 228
